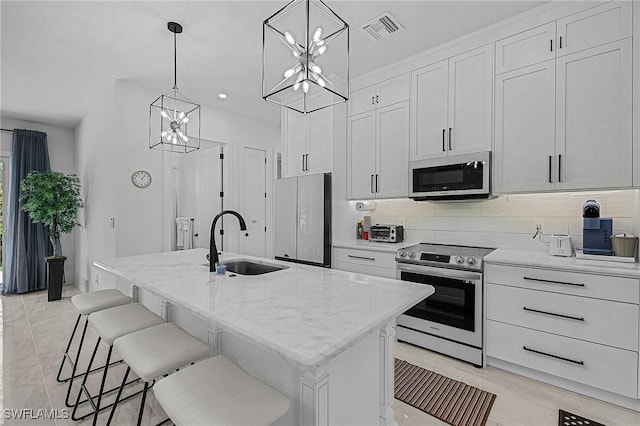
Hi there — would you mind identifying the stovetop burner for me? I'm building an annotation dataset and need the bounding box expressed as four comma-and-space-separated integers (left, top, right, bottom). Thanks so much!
396, 243, 495, 272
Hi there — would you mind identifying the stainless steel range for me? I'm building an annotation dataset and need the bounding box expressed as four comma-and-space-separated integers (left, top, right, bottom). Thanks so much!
395, 243, 495, 367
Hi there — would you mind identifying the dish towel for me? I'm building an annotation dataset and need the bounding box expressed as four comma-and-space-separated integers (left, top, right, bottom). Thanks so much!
175, 217, 185, 249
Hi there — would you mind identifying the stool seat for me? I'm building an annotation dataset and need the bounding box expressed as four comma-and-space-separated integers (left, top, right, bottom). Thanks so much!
71, 289, 131, 315
154, 356, 290, 426
113, 323, 210, 383
88, 303, 164, 345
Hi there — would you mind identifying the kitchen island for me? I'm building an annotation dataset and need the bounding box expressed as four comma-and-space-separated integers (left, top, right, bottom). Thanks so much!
94, 248, 433, 426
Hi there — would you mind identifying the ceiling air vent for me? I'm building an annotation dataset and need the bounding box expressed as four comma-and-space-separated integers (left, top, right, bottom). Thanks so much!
361, 12, 403, 41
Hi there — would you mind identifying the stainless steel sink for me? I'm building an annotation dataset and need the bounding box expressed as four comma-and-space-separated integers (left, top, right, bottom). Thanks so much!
207, 259, 288, 275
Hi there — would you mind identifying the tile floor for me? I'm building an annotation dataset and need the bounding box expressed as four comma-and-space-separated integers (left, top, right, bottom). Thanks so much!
1, 286, 639, 426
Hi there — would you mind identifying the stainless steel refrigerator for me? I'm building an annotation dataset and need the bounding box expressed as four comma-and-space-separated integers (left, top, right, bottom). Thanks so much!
274, 173, 331, 267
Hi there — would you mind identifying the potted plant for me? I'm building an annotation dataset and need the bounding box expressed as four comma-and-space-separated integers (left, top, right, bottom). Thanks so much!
20, 171, 84, 301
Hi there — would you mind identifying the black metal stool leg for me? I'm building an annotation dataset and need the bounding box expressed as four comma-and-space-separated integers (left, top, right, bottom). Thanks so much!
92, 345, 113, 422
106, 366, 130, 426
71, 337, 101, 420
65, 318, 89, 407
56, 314, 81, 382
136, 382, 150, 426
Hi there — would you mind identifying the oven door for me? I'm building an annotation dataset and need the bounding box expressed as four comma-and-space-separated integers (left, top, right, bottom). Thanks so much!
396, 262, 482, 348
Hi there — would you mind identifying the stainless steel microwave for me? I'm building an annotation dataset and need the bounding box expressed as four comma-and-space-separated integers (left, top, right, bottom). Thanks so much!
409, 151, 491, 200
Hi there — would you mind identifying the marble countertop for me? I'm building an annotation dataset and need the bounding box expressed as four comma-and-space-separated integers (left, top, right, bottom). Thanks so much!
333, 240, 417, 253
485, 248, 640, 278
94, 248, 433, 369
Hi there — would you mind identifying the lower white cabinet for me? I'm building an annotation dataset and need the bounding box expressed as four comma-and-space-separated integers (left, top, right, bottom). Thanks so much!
333, 247, 397, 279
486, 263, 640, 400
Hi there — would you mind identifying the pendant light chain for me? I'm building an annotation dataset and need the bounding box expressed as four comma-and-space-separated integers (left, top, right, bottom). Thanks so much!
173, 30, 177, 89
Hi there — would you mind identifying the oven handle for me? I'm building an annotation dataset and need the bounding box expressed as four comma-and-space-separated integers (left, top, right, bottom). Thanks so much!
396, 262, 482, 281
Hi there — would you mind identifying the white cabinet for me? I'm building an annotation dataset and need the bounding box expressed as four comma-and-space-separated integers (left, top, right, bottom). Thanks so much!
410, 44, 493, 160
494, 38, 632, 193
486, 263, 640, 399
333, 246, 397, 279
555, 39, 632, 190
495, 2, 632, 75
347, 74, 410, 200
281, 94, 333, 177
494, 60, 556, 193
348, 74, 410, 116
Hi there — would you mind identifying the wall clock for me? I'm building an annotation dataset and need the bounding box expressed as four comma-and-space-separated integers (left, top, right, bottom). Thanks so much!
131, 170, 152, 188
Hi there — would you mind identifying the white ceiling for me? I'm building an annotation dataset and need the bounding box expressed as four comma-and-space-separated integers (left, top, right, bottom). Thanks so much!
1, 0, 545, 128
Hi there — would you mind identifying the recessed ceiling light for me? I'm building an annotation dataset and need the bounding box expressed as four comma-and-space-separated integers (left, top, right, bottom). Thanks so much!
218, 93, 228, 99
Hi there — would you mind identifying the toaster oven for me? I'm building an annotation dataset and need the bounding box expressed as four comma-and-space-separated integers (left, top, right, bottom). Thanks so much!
370, 225, 404, 243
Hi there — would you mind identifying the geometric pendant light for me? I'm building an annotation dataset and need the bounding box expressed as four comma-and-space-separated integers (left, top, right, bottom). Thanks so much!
149, 22, 200, 153
263, 0, 349, 114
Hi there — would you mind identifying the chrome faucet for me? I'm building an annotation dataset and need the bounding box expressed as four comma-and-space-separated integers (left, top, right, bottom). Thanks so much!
209, 210, 248, 272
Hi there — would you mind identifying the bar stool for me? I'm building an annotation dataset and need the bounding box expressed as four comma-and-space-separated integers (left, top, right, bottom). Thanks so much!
70, 303, 165, 422
57, 289, 132, 407
107, 322, 211, 426
154, 355, 290, 426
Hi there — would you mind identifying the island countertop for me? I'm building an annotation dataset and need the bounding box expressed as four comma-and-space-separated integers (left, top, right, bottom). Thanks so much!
93, 248, 433, 370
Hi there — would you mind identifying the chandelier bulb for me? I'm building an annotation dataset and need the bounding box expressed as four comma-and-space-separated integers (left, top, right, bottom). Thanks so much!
182, 116, 189, 123
161, 110, 169, 119
302, 81, 310, 93
310, 63, 322, 74
284, 68, 296, 79
178, 111, 185, 119
161, 131, 168, 137
314, 46, 327, 57
313, 27, 323, 42
317, 77, 326, 87
284, 31, 295, 45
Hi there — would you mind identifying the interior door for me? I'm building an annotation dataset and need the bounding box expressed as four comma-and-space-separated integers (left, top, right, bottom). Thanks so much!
494, 60, 556, 193
239, 147, 267, 257
0, 156, 7, 287
448, 44, 493, 156
555, 39, 632, 190
410, 59, 449, 160
376, 101, 409, 198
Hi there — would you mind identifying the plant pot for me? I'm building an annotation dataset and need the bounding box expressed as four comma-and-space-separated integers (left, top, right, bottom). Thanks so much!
46, 256, 66, 301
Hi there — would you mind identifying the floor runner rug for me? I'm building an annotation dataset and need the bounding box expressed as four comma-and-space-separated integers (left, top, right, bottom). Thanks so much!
394, 358, 496, 426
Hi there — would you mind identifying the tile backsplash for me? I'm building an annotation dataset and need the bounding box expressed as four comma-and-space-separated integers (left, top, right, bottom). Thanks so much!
364, 190, 639, 252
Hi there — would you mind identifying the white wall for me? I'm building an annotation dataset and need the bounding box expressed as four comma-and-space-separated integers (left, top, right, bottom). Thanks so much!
76, 80, 279, 292
0, 117, 77, 282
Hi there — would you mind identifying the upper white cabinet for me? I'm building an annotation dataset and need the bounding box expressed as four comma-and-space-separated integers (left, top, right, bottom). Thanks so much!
555, 39, 632, 190
282, 93, 333, 177
347, 74, 410, 200
494, 37, 633, 193
556, 1, 632, 57
348, 74, 410, 116
410, 44, 493, 161
495, 2, 632, 75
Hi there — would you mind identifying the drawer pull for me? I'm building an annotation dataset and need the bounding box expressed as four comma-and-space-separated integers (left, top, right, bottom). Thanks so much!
347, 254, 376, 261
523, 276, 585, 287
523, 306, 584, 322
523, 346, 584, 366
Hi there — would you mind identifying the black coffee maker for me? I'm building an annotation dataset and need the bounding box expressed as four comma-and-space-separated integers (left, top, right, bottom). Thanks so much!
582, 200, 613, 255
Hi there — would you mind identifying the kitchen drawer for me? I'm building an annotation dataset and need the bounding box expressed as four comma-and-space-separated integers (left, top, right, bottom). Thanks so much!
333, 260, 396, 279
487, 320, 638, 398
333, 247, 397, 270
487, 283, 639, 351
486, 264, 639, 304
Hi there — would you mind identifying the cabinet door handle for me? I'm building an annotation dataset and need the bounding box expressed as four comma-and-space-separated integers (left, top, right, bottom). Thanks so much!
523, 276, 585, 287
442, 129, 446, 152
523, 306, 584, 322
372, 96, 375, 105
548, 155, 553, 183
559, 36, 563, 49
375, 174, 379, 193
370, 174, 374, 193
376, 95, 379, 104
302, 154, 305, 171
550, 39, 553, 52
347, 254, 376, 261
558, 154, 562, 183
448, 128, 452, 151
305, 154, 309, 171
523, 346, 584, 365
